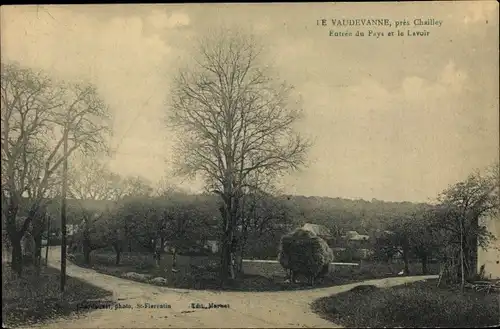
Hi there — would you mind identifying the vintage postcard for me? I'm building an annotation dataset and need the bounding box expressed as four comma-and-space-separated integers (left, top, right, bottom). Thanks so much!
1, 2, 499, 328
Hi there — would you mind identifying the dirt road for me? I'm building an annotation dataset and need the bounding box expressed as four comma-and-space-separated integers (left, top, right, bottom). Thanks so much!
32, 248, 436, 328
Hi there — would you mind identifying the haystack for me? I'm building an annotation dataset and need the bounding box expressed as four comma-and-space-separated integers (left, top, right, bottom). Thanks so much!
278, 228, 333, 283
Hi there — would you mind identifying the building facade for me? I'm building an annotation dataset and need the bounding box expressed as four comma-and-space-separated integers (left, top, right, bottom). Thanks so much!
477, 214, 500, 279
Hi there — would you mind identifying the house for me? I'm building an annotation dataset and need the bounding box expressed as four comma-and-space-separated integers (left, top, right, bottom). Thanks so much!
358, 248, 374, 259
302, 223, 332, 240
204, 240, 219, 253
275, 223, 295, 231
344, 230, 370, 241
66, 224, 79, 236
477, 214, 500, 279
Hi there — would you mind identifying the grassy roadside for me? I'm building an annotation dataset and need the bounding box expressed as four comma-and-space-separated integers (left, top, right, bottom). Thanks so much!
2, 261, 114, 328
311, 278, 500, 328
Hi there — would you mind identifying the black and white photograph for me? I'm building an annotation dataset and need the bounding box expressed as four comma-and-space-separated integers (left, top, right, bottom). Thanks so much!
1, 2, 499, 328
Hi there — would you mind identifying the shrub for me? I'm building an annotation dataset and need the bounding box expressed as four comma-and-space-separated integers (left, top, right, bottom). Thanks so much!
278, 228, 334, 285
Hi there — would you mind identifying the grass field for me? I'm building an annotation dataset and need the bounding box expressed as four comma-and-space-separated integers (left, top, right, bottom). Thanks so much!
311, 279, 500, 328
69, 250, 439, 291
2, 259, 114, 328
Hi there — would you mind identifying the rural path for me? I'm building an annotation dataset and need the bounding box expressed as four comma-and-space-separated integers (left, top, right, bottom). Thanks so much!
33, 248, 437, 328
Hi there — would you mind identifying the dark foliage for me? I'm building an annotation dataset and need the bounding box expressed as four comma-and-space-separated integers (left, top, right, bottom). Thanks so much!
312, 279, 499, 328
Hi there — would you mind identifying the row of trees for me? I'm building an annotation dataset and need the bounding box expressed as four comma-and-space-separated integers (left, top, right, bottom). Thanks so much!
6, 146, 299, 273
67, 192, 216, 266
1, 61, 112, 275
65, 180, 298, 270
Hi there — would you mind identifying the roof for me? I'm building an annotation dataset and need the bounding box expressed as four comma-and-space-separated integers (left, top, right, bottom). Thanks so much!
275, 223, 295, 230
350, 234, 370, 241
344, 230, 370, 241
302, 223, 332, 237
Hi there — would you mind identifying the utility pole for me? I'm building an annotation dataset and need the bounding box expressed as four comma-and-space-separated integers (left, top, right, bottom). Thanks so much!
45, 215, 50, 266
60, 124, 68, 293
460, 218, 465, 292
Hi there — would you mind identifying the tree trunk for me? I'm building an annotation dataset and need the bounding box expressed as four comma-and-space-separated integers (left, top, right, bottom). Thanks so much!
463, 242, 471, 280
83, 241, 91, 265
237, 215, 249, 275
34, 234, 42, 273
236, 238, 246, 274
32, 214, 46, 270
156, 249, 161, 267
45, 215, 51, 266
6, 207, 24, 276
218, 190, 242, 286
153, 237, 162, 268
421, 254, 428, 275
220, 230, 232, 286
308, 274, 315, 286
237, 193, 249, 275
460, 220, 466, 291
236, 253, 243, 274
11, 238, 23, 276
219, 202, 231, 286
402, 242, 410, 276
460, 244, 465, 291
172, 247, 177, 269
114, 244, 121, 265
470, 237, 478, 279
45, 240, 50, 266
230, 196, 241, 280
465, 224, 478, 280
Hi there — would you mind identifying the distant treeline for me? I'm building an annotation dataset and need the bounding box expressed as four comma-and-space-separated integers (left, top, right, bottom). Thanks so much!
32, 194, 425, 240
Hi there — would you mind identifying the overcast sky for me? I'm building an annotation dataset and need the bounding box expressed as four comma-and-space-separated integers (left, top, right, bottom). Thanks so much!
1, 2, 498, 203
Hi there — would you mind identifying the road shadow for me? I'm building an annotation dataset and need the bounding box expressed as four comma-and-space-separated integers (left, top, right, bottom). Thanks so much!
2, 261, 114, 328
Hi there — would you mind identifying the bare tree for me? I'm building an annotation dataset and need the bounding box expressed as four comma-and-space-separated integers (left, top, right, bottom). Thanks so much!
155, 176, 188, 197
1, 62, 111, 275
236, 167, 284, 271
166, 29, 310, 284
68, 156, 123, 201
68, 206, 114, 265
121, 175, 155, 198
66, 156, 122, 264
66, 156, 159, 264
